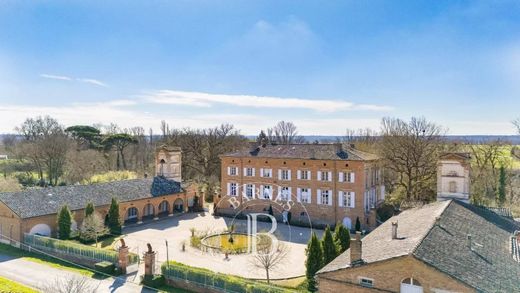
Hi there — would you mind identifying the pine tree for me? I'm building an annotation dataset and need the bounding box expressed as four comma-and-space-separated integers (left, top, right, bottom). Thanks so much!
497, 166, 506, 206
107, 198, 121, 234
80, 213, 108, 247
322, 226, 338, 264
305, 232, 322, 292
334, 223, 351, 253
85, 202, 95, 217
57, 205, 72, 240
355, 216, 361, 232
256, 130, 269, 146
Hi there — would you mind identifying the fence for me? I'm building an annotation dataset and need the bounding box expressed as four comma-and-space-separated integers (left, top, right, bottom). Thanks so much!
162, 261, 294, 293
23, 233, 139, 265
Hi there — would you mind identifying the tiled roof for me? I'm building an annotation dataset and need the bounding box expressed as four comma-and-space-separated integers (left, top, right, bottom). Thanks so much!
221, 144, 379, 161
318, 200, 520, 292
0, 179, 157, 219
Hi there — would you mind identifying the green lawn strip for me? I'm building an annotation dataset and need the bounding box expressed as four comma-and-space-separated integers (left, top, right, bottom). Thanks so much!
0, 243, 106, 279
0, 276, 39, 293
156, 285, 194, 293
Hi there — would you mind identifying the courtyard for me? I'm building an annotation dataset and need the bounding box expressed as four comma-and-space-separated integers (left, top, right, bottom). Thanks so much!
121, 209, 323, 279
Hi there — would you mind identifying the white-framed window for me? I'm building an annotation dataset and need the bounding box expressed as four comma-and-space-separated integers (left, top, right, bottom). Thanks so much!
279, 186, 290, 201
318, 171, 332, 182
244, 167, 255, 177
359, 277, 374, 288
228, 166, 238, 176
262, 185, 272, 199
297, 170, 310, 180
449, 181, 457, 193
245, 184, 254, 198
279, 169, 291, 181
339, 171, 355, 183
261, 168, 272, 178
339, 191, 355, 208
230, 183, 237, 196
318, 189, 331, 205
298, 188, 311, 203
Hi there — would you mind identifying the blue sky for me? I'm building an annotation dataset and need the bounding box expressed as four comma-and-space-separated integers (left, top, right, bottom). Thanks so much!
1, 0, 519, 135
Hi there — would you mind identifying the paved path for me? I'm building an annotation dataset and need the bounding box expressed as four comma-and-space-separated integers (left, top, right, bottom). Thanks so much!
0, 254, 153, 293
122, 210, 323, 279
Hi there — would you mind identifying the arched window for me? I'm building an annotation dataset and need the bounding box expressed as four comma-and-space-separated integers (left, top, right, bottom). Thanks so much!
449, 181, 457, 193
400, 277, 422, 293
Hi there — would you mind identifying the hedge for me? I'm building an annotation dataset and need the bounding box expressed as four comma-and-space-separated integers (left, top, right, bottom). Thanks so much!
95, 261, 115, 274
161, 261, 294, 293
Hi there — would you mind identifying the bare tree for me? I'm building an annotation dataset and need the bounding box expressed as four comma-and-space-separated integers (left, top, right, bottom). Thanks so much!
64, 149, 108, 184
267, 121, 305, 144
379, 117, 445, 203
42, 275, 99, 293
249, 242, 289, 283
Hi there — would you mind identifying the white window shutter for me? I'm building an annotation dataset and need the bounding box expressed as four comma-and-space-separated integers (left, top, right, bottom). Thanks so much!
328, 190, 333, 206
317, 189, 322, 205
297, 170, 301, 180
278, 186, 282, 200
308, 189, 312, 204
339, 172, 344, 182
288, 170, 292, 180
260, 168, 264, 177
227, 167, 231, 176
351, 172, 355, 183
317, 171, 322, 181
338, 191, 343, 206
243, 168, 247, 176
288, 187, 292, 200
297, 188, 301, 202
252, 184, 256, 198
351, 192, 355, 208
278, 169, 282, 180
227, 183, 231, 196
252, 168, 256, 177
328, 171, 332, 182
260, 185, 264, 198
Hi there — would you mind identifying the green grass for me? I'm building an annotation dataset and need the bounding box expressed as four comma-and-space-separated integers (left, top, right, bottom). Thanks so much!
156, 285, 194, 293
0, 276, 38, 293
0, 243, 105, 279
268, 277, 306, 289
69, 234, 122, 250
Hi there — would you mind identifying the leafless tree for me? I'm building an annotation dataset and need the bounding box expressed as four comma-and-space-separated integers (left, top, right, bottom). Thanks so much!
64, 149, 108, 184
379, 117, 445, 203
267, 121, 305, 144
249, 242, 289, 283
340, 128, 379, 152
42, 275, 99, 293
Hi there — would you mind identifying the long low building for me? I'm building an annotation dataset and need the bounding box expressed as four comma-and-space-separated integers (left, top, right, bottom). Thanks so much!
0, 177, 198, 244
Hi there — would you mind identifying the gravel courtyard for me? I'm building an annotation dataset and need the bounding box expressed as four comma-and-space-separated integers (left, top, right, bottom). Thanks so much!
121, 210, 322, 279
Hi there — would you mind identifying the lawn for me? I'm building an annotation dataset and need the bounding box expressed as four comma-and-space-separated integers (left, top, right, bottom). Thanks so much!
0, 276, 38, 293
69, 234, 122, 250
0, 243, 101, 279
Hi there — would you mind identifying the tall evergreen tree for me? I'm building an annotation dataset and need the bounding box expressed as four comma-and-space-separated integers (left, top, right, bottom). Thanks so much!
355, 217, 361, 232
497, 165, 507, 206
322, 226, 338, 264
107, 198, 121, 234
305, 233, 322, 292
334, 223, 351, 253
85, 202, 95, 217
57, 205, 72, 240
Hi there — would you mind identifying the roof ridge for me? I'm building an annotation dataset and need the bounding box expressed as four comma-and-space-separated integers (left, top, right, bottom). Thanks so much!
411, 200, 453, 255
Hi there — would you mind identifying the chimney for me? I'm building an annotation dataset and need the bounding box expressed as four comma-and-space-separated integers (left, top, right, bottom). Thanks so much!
467, 234, 472, 251
391, 221, 398, 239
350, 231, 363, 265
350, 143, 356, 149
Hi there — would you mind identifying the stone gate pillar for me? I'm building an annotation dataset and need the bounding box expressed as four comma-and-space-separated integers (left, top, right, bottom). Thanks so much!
118, 239, 129, 274
144, 243, 156, 277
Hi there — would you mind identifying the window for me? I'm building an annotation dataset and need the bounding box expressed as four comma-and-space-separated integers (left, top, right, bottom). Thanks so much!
262, 185, 272, 199
246, 184, 254, 198
401, 278, 422, 293
280, 169, 291, 180
300, 188, 310, 203
298, 170, 310, 180
339, 171, 355, 183
261, 168, 272, 178
359, 277, 373, 288
320, 171, 331, 181
229, 167, 238, 176
280, 187, 290, 201
449, 181, 457, 193
339, 191, 355, 208
245, 167, 254, 177
230, 183, 237, 196
320, 190, 330, 205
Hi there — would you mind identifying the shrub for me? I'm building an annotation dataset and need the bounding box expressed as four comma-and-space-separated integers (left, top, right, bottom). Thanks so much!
94, 261, 115, 274
57, 205, 72, 240
107, 198, 121, 235
142, 275, 165, 288
321, 226, 338, 264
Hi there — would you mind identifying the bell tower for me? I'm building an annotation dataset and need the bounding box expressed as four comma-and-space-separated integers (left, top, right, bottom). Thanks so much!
437, 152, 471, 203
155, 145, 182, 182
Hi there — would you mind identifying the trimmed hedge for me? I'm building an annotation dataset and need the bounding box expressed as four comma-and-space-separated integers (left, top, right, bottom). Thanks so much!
161, 261, 294, 293
142, 275, 165, 288
94, 261, 115, 274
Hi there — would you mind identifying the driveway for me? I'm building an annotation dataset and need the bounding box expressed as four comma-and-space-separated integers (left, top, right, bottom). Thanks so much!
122, 211, 322, 279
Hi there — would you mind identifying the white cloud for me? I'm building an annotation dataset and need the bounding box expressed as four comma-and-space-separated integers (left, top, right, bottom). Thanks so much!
40, 74, 72, 81
76, 78, 108, 87
143, 90, 393, 112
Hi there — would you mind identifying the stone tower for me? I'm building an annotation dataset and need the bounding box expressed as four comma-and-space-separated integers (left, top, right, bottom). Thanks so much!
155, 145, 182, 182
437, 153, 471, 203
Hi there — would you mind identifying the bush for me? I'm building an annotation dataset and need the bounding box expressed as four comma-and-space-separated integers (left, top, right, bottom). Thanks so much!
142, 275, 165, 288
94, 261, 115, 274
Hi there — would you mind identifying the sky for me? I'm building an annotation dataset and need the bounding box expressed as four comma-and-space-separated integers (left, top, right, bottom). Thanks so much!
1, 0, 519, 135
